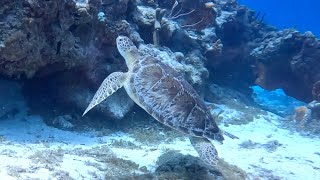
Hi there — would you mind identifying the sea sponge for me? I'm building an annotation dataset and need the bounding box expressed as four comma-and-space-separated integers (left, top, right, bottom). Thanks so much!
293, 106, 312, 129
294, 106, 309, 122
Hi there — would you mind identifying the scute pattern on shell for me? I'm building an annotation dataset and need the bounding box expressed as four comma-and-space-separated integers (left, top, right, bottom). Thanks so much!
129, 56, 222, 141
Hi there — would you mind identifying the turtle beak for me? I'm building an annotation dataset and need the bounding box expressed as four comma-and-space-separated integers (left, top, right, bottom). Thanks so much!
116, 36, 135, 60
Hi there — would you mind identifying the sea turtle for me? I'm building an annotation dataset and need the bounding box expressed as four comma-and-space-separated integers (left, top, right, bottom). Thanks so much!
82, 36, 225, 166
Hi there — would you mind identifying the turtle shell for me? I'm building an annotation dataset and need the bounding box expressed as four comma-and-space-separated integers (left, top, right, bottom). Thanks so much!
128, 56, 224, 142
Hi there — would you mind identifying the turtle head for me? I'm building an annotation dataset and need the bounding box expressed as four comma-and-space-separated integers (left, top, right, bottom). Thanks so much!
116, 36, 139, 67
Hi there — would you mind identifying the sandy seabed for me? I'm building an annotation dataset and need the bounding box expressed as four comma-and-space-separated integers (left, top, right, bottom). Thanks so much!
1, 103, 320, 180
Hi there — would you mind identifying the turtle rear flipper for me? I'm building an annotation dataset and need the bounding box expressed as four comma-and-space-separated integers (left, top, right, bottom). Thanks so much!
189, 136, 219, 166
83, 72, 127, 116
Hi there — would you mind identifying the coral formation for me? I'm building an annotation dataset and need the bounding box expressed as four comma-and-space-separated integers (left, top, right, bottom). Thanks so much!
291, 101, 320, 133
251, 30, 320, 102
313, 81, 320, 101
294, 106, 310, 123
154, 150, 246, 180
0, 0, 90, 78
153, 8, 166, 45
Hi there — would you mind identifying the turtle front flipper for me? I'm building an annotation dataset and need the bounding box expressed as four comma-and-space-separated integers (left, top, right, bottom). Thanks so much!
82, 72, 127, 116
189, 136, 219, 166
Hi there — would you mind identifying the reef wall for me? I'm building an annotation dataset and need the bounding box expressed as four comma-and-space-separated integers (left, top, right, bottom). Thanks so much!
0, 0, 319, 121
251, 30, 320, 102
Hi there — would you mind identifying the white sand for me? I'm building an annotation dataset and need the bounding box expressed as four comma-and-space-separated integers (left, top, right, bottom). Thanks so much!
1, 109, 320, 179
220, 114, 320, 179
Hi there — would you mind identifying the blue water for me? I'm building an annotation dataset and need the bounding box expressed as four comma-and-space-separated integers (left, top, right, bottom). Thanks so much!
251, 86, 306, 117
238, 0, 320, 37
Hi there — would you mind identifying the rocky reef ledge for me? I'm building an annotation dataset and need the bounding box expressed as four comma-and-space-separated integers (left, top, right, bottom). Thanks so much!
1, 0, 319, 103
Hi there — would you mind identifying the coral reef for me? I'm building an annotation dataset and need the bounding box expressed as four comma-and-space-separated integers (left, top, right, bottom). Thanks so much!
313, 81, 320, 101
22, 69, 134, 125
100, 150, 246, 179
154, 150, 246, 180
0, 0, 89, 78
0, 0, 136, 121
291, 101, 320, 134
0, 0, 319, 105
204, 0, 266, 95
251, 30, 320, 102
